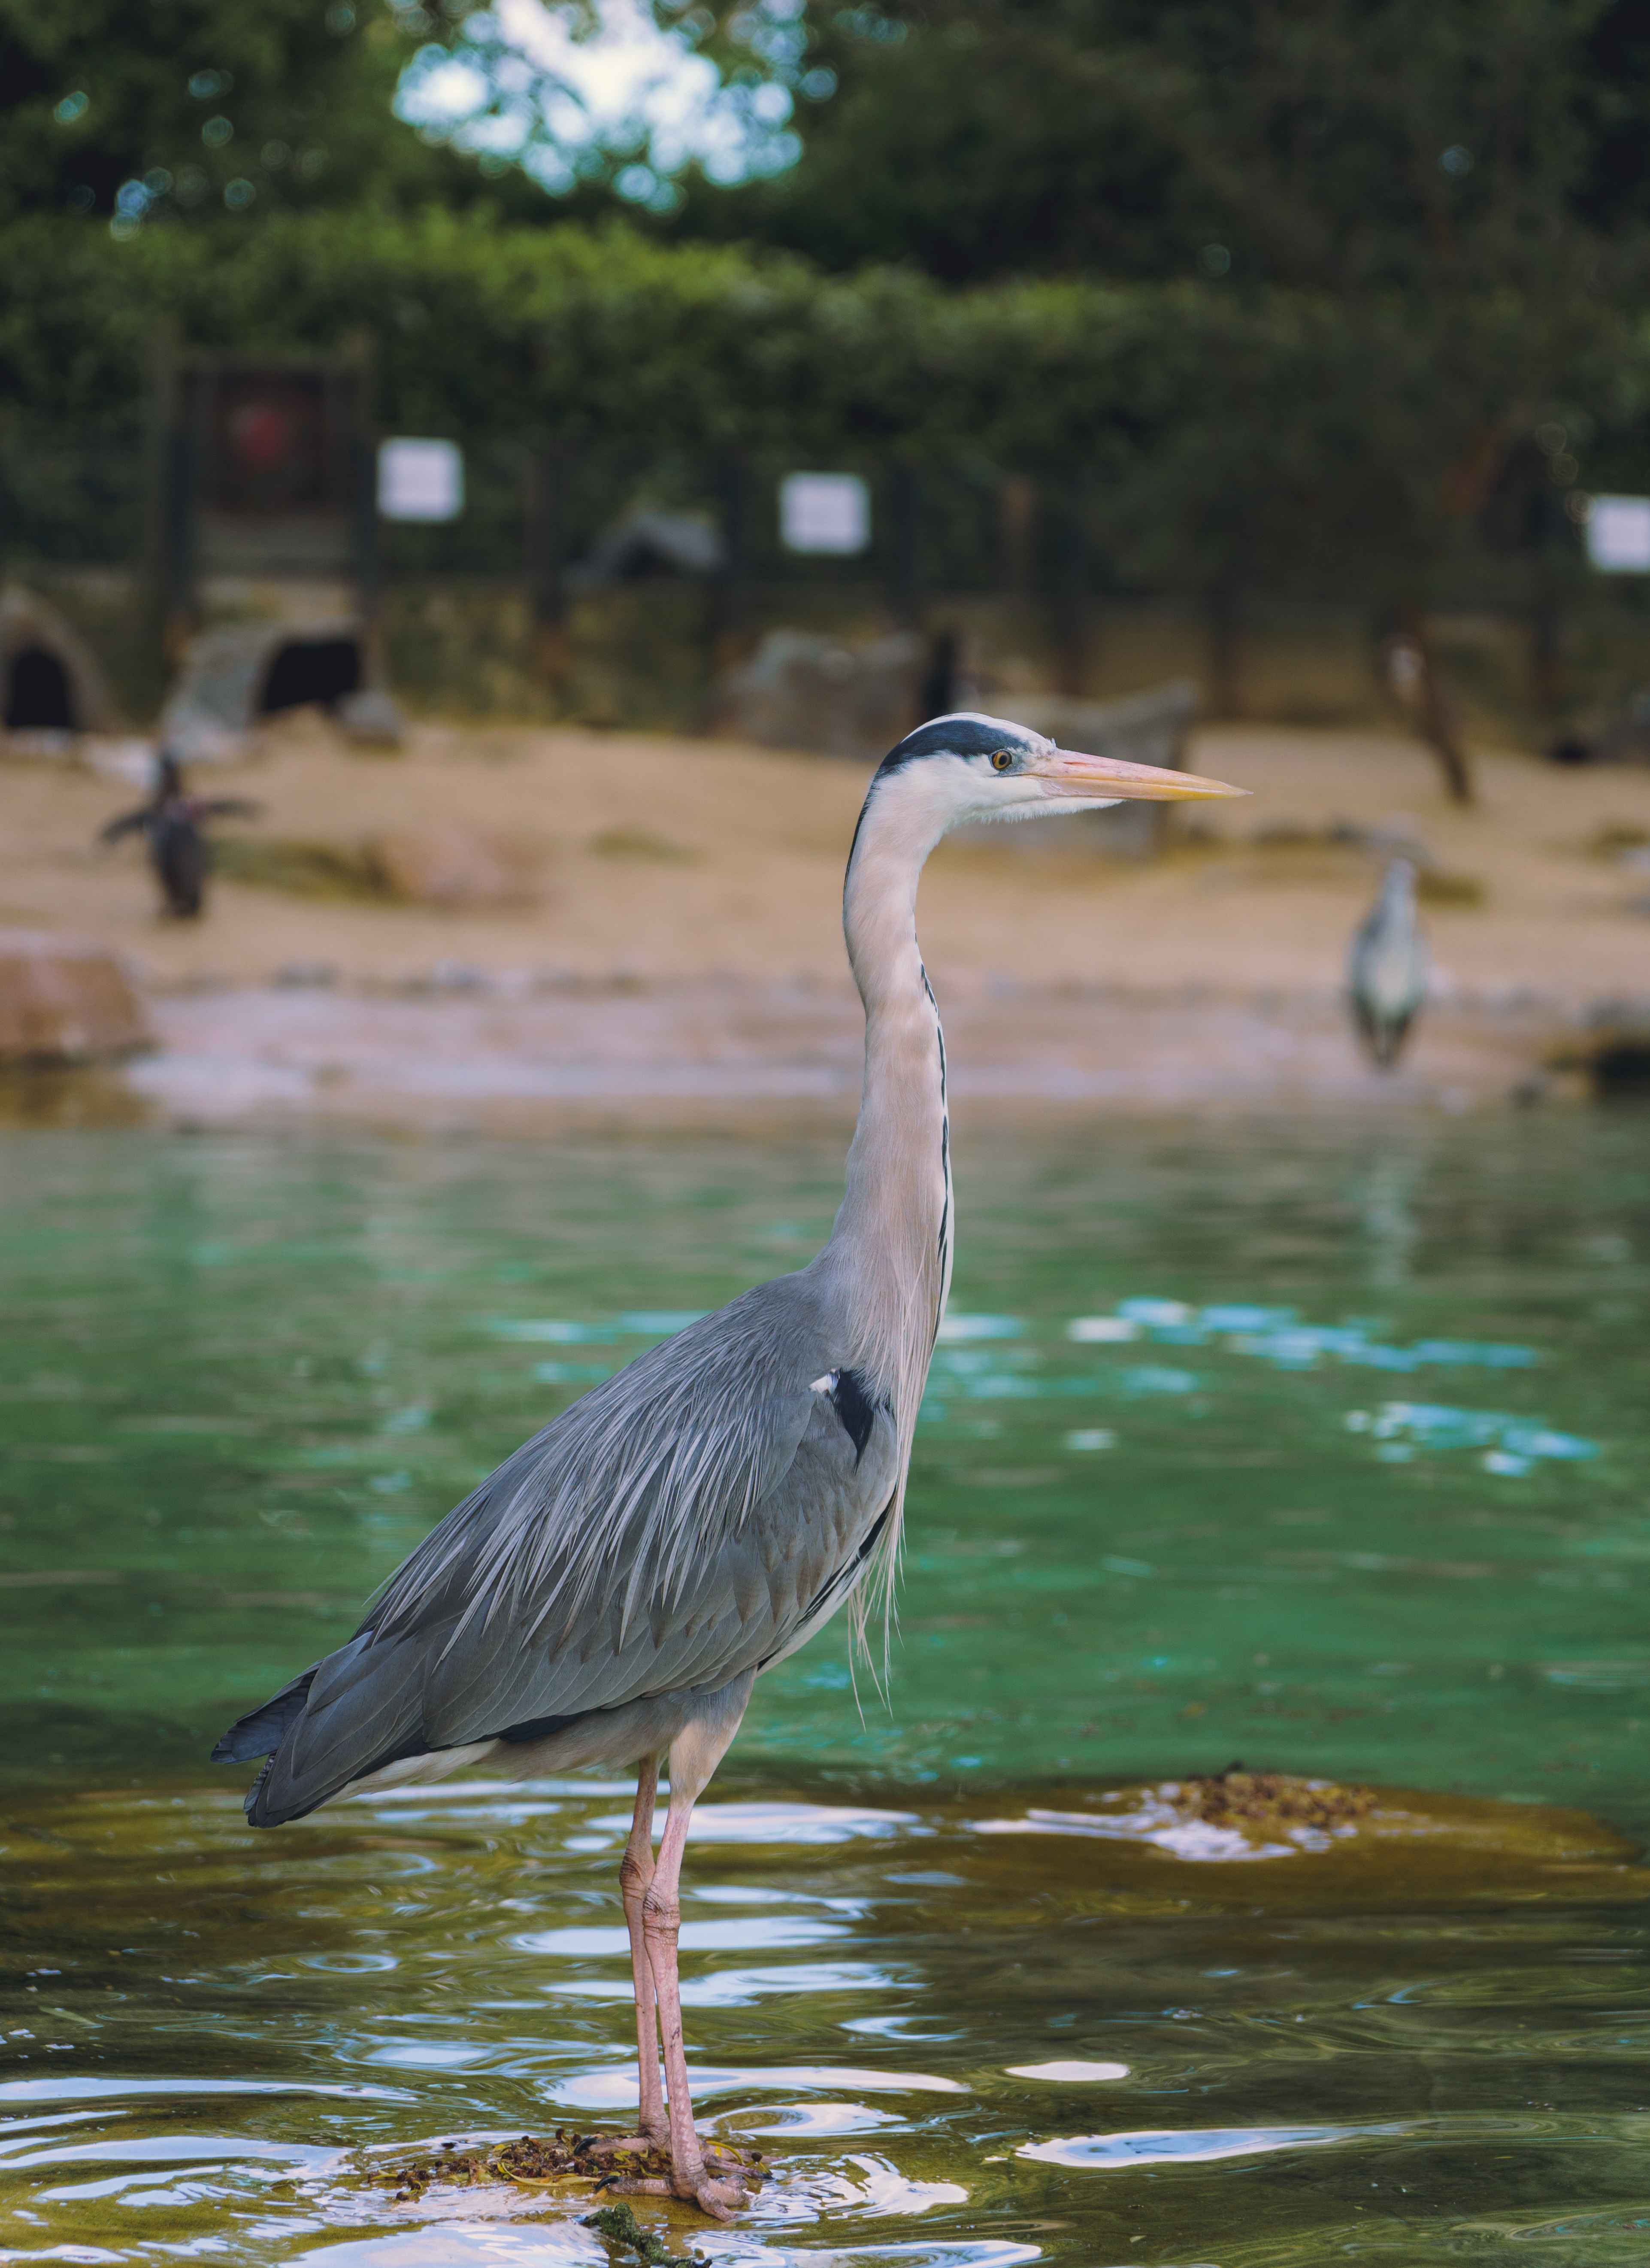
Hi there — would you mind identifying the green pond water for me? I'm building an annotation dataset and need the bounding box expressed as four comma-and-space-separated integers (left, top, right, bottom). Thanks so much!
2, 1113, 1650, 2265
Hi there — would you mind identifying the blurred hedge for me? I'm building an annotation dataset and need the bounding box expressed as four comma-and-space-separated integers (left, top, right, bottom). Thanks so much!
3, 208, 1643, 611
0, 208, 1283, 461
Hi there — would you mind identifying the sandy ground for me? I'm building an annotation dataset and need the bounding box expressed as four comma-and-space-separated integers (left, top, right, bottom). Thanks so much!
6, 714, 1650, 1122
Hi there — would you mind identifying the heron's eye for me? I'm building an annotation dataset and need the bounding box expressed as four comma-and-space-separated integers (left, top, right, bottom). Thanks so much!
990, 749, 1014, 772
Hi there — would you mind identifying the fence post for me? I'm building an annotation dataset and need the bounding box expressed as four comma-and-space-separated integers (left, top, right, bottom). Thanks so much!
706, 451, 746, 692
524, 443, 570, 692
998, 474, 1036, 602
339, 331, 382, 683
1051, 483, 1090, 697
1529, 538, 1567, 721
888, 460, 923, 628
1202, 569, 1243, 720
158, 424, 197, 668
350, 431, 382, 685
147, 324, 196, 669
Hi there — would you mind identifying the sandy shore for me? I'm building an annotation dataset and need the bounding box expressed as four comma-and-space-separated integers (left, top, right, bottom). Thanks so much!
6, 714, 1649, 1122
106, 977, 1562, 1130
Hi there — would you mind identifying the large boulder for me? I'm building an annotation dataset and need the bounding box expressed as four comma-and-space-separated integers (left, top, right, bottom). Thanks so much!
363, 825, 535, 910
719, 629, 924, 760
0, 931, 154, 1065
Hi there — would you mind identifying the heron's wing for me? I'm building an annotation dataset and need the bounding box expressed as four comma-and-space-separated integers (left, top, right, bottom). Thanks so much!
97, 808, 148, 843
228, 1270, 898, 1821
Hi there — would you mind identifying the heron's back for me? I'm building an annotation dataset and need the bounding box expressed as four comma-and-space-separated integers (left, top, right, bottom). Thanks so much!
216, 1264, 900, 1825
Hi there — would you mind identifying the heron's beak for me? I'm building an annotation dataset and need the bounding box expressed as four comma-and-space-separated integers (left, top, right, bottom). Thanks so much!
1037, 748, 1248, 802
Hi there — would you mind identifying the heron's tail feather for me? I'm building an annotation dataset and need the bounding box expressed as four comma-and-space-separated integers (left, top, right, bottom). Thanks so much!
211, 1667, 319, 1764
214, 1631, 432, 1828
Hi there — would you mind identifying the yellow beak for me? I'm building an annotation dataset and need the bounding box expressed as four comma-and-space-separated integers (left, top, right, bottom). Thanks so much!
1038, 748, 1248, 802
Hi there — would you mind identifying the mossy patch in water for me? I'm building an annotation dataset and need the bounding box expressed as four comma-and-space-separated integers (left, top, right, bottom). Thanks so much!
971, 1771, 1646, 1913
1181, 1765, 1377, 1832
584, 2200, 705, 2267
364, 2129, 765, 2213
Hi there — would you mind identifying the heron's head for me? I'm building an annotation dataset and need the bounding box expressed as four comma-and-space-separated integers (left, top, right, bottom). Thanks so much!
866, 712, 1245, 841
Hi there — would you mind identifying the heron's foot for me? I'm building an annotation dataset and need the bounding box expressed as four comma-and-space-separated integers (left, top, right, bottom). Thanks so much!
606, 2167, 748, 2221
675, 2170, 747, 2221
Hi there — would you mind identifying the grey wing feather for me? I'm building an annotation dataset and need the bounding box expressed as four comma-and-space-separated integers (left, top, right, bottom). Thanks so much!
227, 1267, 895, 1824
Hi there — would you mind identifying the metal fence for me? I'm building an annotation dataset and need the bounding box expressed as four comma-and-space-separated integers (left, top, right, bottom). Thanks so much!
6, 413, 1639, 746
0, 416, 1087, 615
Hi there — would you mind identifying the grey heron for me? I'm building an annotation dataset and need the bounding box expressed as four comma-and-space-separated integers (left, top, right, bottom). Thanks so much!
99, 753, 260, 921
1348, 856, 1429, 1069
214, 713, 1242, 2216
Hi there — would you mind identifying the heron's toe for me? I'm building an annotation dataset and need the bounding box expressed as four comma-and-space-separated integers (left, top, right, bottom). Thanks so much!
588, 2133, 668, 2159
682, 2174, 746, 2220
702, 2147, 750, 2177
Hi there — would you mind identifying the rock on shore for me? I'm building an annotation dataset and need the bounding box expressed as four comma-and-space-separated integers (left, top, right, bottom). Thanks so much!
0, 930, 154, 1065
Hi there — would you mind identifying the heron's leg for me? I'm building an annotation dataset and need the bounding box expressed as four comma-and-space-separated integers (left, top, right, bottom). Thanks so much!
590, 1755, 667, 2156
638, 1683, 754, 2219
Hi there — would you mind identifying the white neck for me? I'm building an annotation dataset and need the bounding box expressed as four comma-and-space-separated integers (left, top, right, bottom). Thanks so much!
822, 770, 954, 1416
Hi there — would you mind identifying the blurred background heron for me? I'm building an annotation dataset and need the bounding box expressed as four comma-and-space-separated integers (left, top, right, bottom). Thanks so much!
212, 715, 1241, 2217
1348, 856, 1429, 1070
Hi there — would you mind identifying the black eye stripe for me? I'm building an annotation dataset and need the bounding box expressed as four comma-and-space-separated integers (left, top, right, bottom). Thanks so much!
878, 717, 1037, 771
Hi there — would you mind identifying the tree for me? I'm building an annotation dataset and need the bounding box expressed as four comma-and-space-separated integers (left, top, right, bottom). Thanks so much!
0, 0, 526, 226
678, 0, 1644, 794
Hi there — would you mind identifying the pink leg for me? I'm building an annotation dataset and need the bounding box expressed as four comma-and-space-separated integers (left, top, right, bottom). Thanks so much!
642, 1799, 746, 2216
619, 1683, 754, 2218
590, 1756, 667, 2156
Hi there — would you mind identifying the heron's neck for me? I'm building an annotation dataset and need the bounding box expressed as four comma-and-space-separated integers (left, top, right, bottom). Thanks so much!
825, 779, 954, 1401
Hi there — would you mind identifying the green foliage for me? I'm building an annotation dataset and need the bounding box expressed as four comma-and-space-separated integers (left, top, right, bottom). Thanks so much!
678, 0, 1650, 289
672, 5, 1196, 280
3, 0, 1649, 622
0, 205, 1255, 464
0, 0, 524, 227
0, 0, 383, 221
1, 199, 1644, 609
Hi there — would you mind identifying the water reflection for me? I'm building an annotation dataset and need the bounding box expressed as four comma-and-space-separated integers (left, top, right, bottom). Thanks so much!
1020, 2121, 1379, 2166
3, 1773, 1649, 2263
1357, 1149, 1422, 1291
2, 1114, 1650, 2262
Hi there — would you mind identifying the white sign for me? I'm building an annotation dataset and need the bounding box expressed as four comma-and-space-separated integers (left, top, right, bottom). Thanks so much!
1587, 494, 1650, 573
378, 437, 464, 523
780, 471, 871, 555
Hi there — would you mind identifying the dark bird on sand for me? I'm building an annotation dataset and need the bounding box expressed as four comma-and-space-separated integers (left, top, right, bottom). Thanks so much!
98, 752, 260, 920
214, 713, 1244, 2217
1348, 855, 1429, 1069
